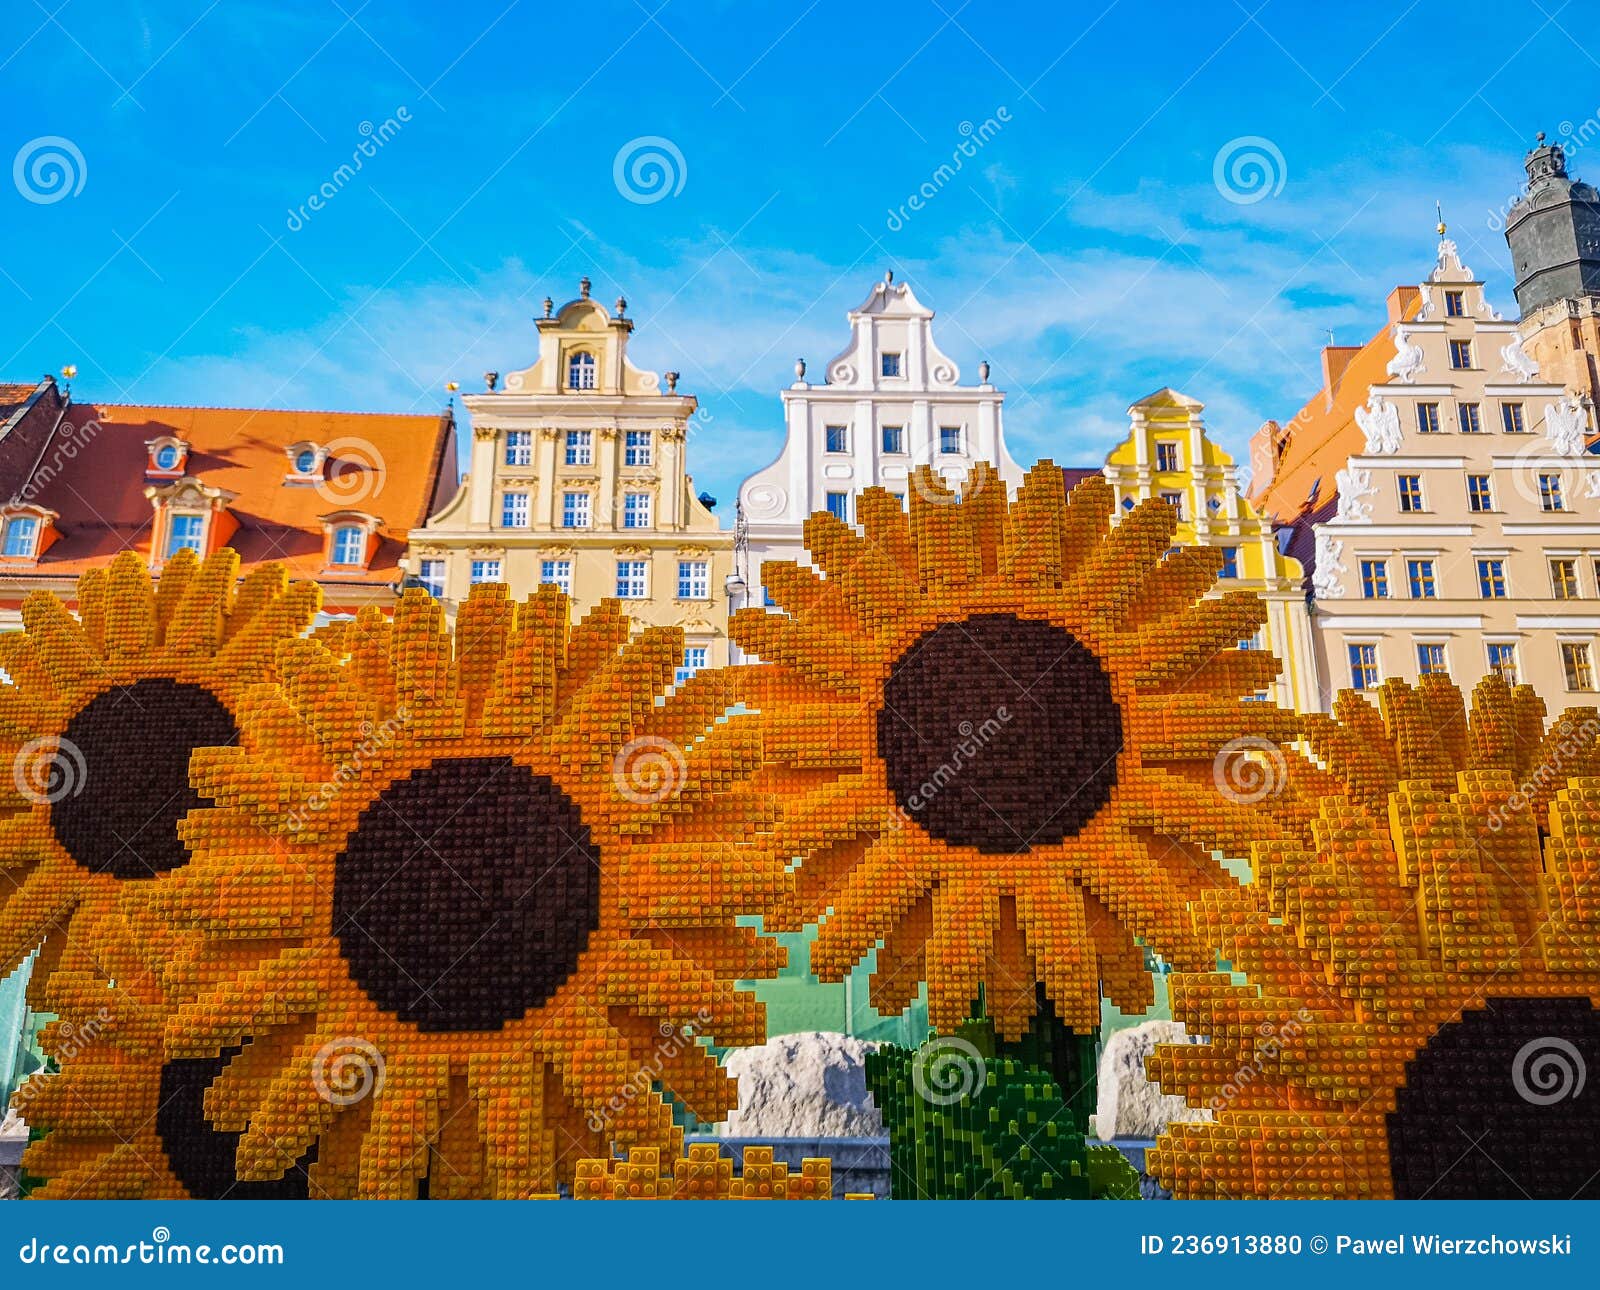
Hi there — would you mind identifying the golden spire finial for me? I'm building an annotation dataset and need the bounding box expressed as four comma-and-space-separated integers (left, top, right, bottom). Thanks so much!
1436, 200, 1447, 237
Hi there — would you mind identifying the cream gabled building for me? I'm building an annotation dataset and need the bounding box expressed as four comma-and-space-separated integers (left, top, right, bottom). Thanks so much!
1104, 389, 1317, 712
412, 280, 733, 675
1260, 235, 1593, 714
734, 272, 1021, 613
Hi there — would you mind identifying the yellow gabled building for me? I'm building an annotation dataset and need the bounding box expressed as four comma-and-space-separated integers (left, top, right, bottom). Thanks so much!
1103, 388, 1318, 712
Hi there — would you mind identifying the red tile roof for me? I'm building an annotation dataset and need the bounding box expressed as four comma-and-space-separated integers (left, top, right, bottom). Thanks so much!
4, 399, 457, 598
1250, 288, 1422, 521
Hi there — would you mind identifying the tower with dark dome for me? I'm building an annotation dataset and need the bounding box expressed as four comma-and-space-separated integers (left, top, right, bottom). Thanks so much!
1504, 133, 1600, 417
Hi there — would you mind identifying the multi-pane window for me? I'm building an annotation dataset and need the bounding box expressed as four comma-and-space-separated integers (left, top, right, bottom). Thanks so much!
1539, 473, 1566, 512
501, 491, 530, 528
1349, 643, 1379, 691
1416, 402, 1441, 434
1477, 557, 1507, 599
2, 516, 37, 558
1467, 474, 1493, 512
677, 559, 709, 599
624, 430, 652, 466
675, 646, 709, 686
1445, 289, 1465, 317
331, 525, 365, 566
1449, 339, 1473, 369
1407, 558, 1436, 598
825, 491, 849, 521
623, 492, 652, 528
539, 559, 572, 595
939, 425, 963, 454
567, 350, 597, 390
166, 514, 205, 557
565, 430, 592, 466
1502, 402, 1527, 433
1551, 558, 1580, 600
825, 425, 849, 453
1156, 441, 1182, 471
615, 560, 647, 599
1562, 641, 1596, 691
505, 430, 532, 466
1458, 402, 1482, 433
1416, 643, 1448, 676
470, 559, 501, 584
1360, 559, 1389, 599
417, 558, 445, 598
562, 491, 591, 529
1487, 642, 1518, 684
1160, 491, 1184, 520
1397, 474, 1424, 512
1218, 546, 1238, 578
880, 352, 902, 377
881, 425, 905, 454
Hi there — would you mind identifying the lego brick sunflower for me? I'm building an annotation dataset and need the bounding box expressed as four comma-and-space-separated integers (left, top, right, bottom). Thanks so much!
1, 549, 320, 1198
136, 584, 782, 1199
1147, 722, 1600, 1197
733, 462, 1307, 1041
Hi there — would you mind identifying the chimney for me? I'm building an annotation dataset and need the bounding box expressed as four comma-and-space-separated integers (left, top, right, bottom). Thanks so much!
1320, 345, 1361, 394
1386, 285, 1420, 324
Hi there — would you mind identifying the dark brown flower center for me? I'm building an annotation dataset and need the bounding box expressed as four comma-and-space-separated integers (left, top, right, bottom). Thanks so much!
332, 756, 600, 1032
876, 613, 1122, 854
52, 678, 237, 879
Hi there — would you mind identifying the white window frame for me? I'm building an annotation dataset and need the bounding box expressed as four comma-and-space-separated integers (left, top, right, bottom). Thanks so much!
624, 430, 653, 466
622, 492, 652, 529
565, 430, 593, 466
616, 559, 648, 599
470, 558, 502, 584
539, 559, 572, 595
677, 559, 709, 600
330, 525, 366, 566
505, 430, 533, 467
562, 491, 591, 529
501, 491, 531, 528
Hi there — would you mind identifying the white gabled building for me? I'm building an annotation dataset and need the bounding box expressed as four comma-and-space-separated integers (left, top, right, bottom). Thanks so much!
733, 272, 1022, 617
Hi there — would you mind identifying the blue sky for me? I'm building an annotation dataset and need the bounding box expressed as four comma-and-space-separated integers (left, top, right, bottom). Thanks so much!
1, 0, 1593, 516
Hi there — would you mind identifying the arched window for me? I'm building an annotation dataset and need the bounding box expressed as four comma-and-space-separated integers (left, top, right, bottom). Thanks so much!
567, 350, 597, 391
3, 516, 38, 558
331, 525, 365, 566
155, 444, 181, 471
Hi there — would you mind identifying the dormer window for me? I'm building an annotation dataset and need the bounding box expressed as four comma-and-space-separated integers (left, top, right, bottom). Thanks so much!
0, 504, 58, 563
166, 514, 205, 557
318, 510, 382, 572
144, 435, 190, 479
567, 350, 597, 391
331, 524, 366, 566
284, 441, 329, 484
